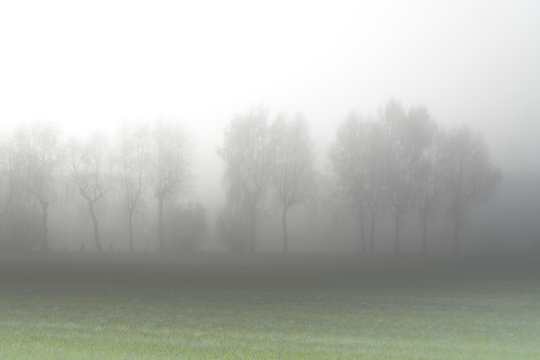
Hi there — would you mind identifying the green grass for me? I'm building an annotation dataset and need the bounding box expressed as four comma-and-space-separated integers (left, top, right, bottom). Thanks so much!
1, 277, 539, 359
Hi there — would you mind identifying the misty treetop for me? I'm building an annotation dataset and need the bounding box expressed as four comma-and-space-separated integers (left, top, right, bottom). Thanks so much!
0, 101, 501, 254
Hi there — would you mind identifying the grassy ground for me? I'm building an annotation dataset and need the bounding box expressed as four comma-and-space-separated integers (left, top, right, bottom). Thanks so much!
0, 253, 539, 359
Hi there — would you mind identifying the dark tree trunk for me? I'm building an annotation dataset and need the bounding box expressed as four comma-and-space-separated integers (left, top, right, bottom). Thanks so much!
88, 202, 103, 253
282, 206, 289, 253
128, 208, 134, 253
41, 200, 49, 252
394, 210, 401, 253
158, 196, 165, 252
358, 206, 366, 253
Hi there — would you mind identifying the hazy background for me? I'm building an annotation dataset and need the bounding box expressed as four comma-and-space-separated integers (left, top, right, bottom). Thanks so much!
1, 0, 539, 220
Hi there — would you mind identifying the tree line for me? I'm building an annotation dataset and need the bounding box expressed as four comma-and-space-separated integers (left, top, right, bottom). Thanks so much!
0, 120, 193, 252
0, 99, 500, 253
218, 100, 500, 253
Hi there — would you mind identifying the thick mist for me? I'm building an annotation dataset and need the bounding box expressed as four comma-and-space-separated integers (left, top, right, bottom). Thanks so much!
0, 1, 539, 254
0, 100, 535, 255
1, 2, 540, 359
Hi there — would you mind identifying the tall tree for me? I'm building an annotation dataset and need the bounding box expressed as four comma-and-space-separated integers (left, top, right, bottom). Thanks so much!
363, 121, 388, 252
19, 121, 63, 251
0, 129, 40, 250
330, 113, 369, 252
437, 126, 500, 252
151, 120, 189, 252
383, 101, 438, 252
218, 108, 271, 253
330, 114, 387, 252
116, 122, 150, 252
407, 107, 439, 253
382, 100, 409, 252
69, 131, 109, 252
269, 114, 316, 253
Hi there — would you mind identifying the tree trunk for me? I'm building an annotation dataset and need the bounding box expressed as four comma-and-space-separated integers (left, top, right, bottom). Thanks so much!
158, 196, 165, 252
128, 208, 134, 253
358, 205, 366, 253
369, 208, 376, 252
88, 202, 103, 253
282, 206, 289, 253
41, 200, 49, 252
394, 210, 401, 253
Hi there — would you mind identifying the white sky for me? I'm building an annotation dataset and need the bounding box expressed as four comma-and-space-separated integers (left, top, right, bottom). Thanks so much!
1, 0, 540, 208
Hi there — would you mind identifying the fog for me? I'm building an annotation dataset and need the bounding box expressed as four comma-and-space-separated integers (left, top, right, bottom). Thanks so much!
3, 3, 540, 358
0, 0, 539, 255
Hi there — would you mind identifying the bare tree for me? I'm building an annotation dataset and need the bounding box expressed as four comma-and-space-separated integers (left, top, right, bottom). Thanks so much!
269, 113, 316, 253
69, 131, 109, 252
363, 121, 388, 252
383, 101, 438, 252
0, 129, 41, 250
218, 108, 271, 253
437, 125, 500, 252
330, 113, 388, 252
406, 107, 440, 253
151, 120, 189, 252
330, 113, 369, 252
18, 121, 63, 251
116, 122, 150, 252
382, 100, 409, 252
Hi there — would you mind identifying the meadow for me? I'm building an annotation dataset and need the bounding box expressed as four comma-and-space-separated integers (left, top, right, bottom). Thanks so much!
0, 253, 539, 359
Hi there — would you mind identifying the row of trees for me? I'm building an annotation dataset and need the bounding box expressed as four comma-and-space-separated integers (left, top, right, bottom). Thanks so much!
219, 100, 500, 253
0, 121, 193, 252
0, 99, 500, 253
218, 109, 316, 253
331, 100, 500, 253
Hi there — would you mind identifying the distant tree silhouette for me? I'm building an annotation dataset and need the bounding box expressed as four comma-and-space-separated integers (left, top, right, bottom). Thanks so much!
407, 107, 440, 253
362, 122, 388, 252
330, 113, 370, 252
115, 122, 150, 252
383, 101, 438, 252
437, 125, 500, 252
218, 108, 272, 253
269, 113, 316, 253
0, 131, 39, 251
381, 100, 409, 252
68, 131, 109, 252
18, 121, 63, 251
151, 120, 189, 252
331, 113, 387, 252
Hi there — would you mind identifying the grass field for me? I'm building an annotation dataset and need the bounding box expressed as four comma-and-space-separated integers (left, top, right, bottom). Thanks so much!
0, 253, 539, 359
